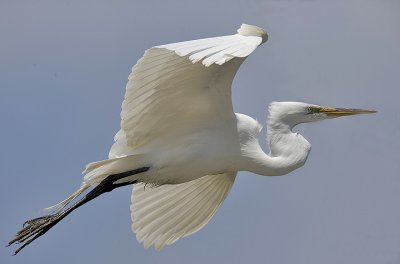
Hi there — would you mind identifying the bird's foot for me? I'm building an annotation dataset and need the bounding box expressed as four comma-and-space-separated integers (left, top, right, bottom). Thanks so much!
8, 213, 61, 255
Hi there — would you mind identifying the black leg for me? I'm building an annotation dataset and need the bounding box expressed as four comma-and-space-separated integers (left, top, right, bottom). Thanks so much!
8, 166, 150, 255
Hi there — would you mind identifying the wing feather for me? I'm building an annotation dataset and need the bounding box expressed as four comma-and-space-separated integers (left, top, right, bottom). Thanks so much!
131, 172, 236, 249
117, 24, 268, 249
117, 24, 267, 151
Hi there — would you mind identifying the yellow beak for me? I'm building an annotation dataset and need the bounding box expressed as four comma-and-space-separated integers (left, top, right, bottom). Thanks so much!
319, 107, 377, 117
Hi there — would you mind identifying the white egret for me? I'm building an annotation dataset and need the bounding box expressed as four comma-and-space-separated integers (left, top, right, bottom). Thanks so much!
9, 24, 375, 254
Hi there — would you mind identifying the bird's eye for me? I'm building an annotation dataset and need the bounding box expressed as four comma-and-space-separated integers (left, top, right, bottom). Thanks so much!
306, 106, 321, 115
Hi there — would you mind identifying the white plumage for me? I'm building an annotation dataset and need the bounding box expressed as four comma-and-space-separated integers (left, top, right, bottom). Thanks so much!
119, 25, 265, 151
132, 173, 236, 249
111, 26, 265, 248
9, 24, 375, 255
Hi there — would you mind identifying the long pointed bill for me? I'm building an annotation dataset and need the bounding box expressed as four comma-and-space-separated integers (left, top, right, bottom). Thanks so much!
319, 107, 377, 117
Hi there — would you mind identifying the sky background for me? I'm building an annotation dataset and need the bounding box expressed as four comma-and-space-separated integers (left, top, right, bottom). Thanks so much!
1, 0, 399, 263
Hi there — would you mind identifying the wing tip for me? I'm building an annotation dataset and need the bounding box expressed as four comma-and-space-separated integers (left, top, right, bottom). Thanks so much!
237, 24, 268, 43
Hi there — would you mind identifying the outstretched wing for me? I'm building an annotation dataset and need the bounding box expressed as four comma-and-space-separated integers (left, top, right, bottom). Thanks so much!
118, 24, 267, 150
131, 172, 236, 249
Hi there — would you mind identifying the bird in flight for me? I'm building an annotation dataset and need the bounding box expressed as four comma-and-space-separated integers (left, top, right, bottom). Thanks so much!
8, 24, 375, 254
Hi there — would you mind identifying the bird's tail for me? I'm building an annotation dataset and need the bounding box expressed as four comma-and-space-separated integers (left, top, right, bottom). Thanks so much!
8, 156, 150, 255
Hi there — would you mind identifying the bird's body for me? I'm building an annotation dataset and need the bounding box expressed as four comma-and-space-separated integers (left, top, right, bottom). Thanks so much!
108, 115, 242, 185
103, 111, 308, 186
9, 24, 375, 254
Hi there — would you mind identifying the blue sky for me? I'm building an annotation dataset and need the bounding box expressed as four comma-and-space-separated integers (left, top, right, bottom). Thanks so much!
1, 0, 399, 263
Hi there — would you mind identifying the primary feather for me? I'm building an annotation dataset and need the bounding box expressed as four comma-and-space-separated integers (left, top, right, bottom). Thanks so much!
118, 24, 266, 150
131, 173, 236, 249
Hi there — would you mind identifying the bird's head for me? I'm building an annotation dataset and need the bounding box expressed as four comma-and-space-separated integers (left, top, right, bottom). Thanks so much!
268, 102, 376, 128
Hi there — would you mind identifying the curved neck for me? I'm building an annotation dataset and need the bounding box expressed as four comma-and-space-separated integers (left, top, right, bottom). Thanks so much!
243, 115, 311, 176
